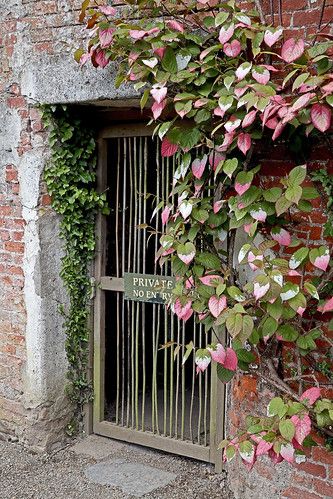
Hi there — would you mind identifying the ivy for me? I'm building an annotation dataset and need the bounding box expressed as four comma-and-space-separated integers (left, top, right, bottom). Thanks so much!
42, 105, 108, 434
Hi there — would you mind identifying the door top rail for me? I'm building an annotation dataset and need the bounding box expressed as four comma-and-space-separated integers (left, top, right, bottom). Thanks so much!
99, 123, 155, 139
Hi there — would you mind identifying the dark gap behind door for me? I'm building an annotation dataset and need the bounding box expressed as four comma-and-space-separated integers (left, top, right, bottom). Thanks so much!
104, 135, 211, 445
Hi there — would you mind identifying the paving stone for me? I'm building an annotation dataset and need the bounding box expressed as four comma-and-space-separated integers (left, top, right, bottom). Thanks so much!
71, 435, 125, 460
84, 459, 177, 497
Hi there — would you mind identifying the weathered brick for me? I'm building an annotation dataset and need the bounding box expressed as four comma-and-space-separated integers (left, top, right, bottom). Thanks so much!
282, 487, 322, 499
292, 461, 327, 479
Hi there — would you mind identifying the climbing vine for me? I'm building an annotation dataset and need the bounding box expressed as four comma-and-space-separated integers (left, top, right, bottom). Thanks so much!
42, 105, 108, 433
75, 0, 333, 466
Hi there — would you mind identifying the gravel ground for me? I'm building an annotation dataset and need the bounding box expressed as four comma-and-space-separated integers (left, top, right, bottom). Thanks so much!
0, 437, 234, 499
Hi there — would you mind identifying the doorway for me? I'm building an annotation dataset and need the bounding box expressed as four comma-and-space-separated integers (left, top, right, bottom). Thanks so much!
93, 124, 225, 470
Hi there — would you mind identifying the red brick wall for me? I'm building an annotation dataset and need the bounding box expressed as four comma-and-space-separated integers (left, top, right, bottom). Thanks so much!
228, 2, 333, 497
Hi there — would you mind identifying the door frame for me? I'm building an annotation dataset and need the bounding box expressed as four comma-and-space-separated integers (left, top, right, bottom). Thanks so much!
92, 124, 225, 471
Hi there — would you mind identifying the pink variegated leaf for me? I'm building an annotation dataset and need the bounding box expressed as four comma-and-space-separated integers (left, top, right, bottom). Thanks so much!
250, 208, 267, 222
256, 440, 273, 456
195, 349, 211, 374
214, 106, 225, 117
318, 296, 333, 313
291, 92, 315, 112
192, 155, 207, 179
253, 282, 270, 300
272, 121, 286, 140
280, 443, 295, 463
237, 133, 252, 155
225, 116, 241, 133
242, 110, 257, 128
264, 28, 283, 47
311, 103, 332, 132
161, 206, 171, 225
209, 152, 225, 170
291, 414, 311, 445
248, 251, 263, 271
152, 99, 167, 119
213, 200, 224, 214
219, 24, 234, 44
99, 28, 114, 48
223, 348, 238, 371
194, 98, 209, 108
281, 38, 304, 63
223, 40, 241, 57
154, 47, 166, 59
236, 62, 252, 80
151, 86, 167, 104
199, 274, 223, 286
94, 49, 109, 68
271, 227, 291, 246
208, 295, 227, 318
313, 253, 330, 271
166, 20, 184, 32
177, 241, 195, 264
252, 67, 270, 85
174, 299, 192, 320
129, 29, 147, 40
161, 137, 179, 157
99, 5, 117, 15
300, 387, 321, 405
235, 182, 251, 196
207, 343, 226, 365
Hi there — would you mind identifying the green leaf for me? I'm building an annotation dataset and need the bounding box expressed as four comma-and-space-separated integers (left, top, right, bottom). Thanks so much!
262, 316, 278, 337
308, 41, 333, 58
263, 187, 282, 202
289, 247, 309, 269
288, 165, 307, 186
302, 186, 319, 200
140, 88, 150, 110
275, 196, 292, 216
304, 282, 319, 300
279, 419, 295, 441
196, 252, 221, 269
161, 47, 178, 73
217, 363, 235, 383
326, 95, 333, 108
223, 158, 238, 178
298, 199, 313, 212
278, 324, 299, 342
292, 72, 309, 92
267, 300, 283, 320
285, 185, 302, 204
215, 11, 229, 26
267, 397, 287, 418
225, 444, 236, 461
